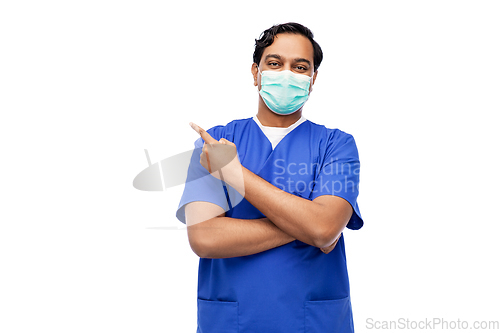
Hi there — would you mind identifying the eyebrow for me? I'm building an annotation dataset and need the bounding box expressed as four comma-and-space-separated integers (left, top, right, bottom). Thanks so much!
264, 54, 311, 66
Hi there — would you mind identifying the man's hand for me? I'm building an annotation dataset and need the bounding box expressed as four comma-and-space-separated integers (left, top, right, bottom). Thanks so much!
189, 122, 241, 181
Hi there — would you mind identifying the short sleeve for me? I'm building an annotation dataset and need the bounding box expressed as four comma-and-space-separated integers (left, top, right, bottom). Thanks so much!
311, 132, 364, 230
176, 137, 230, 224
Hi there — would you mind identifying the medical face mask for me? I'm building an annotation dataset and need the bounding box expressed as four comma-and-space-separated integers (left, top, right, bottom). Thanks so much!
259, 69, 313, 115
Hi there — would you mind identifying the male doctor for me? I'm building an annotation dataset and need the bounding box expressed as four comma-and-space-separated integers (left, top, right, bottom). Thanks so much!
177, 22, 363, 333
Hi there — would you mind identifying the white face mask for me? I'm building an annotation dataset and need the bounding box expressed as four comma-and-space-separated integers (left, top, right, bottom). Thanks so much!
259, 69, 313, 115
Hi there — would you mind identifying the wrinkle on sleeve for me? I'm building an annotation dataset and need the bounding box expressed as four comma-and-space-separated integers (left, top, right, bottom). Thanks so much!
311, 132, 363, 230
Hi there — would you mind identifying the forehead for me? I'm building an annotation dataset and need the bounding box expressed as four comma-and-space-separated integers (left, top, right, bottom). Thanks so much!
261, 33, 314, 63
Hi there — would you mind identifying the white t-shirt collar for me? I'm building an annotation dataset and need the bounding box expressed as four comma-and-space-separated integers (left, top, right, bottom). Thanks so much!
252, 115, 307, 150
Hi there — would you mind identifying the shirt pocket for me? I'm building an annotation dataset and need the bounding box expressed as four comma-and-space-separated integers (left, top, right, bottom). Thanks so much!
197, 298, 239, 333
304, 296, 353, 333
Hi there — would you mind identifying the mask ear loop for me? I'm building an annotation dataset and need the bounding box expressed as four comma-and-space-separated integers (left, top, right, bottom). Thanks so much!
257, 66, 263, 92
257, 66, 263, 77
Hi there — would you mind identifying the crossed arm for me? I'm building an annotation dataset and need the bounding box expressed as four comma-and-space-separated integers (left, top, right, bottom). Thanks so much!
186, 202, 296, 259
185, 123, 353, 259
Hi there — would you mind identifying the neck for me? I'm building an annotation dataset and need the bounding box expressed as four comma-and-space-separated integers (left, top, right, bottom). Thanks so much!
256, 97, 302, 128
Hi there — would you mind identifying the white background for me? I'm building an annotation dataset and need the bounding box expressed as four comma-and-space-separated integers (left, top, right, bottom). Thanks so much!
1, 1, 499, 332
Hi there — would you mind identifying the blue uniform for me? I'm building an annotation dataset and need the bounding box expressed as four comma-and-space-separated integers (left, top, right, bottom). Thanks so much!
177, 117, 363, 333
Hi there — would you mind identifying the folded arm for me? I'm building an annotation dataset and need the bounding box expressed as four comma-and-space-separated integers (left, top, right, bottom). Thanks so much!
225, 166, 353, 249
185, 201, 296, 259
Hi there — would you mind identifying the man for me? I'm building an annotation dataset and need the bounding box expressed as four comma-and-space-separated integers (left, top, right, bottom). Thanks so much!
177, 22, 363, 333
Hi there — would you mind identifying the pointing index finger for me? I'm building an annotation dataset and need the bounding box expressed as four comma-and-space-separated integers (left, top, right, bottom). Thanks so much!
189, 122, 218, 144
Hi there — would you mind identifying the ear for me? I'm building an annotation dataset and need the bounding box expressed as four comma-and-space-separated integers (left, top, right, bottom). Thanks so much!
251, 63, 259, 87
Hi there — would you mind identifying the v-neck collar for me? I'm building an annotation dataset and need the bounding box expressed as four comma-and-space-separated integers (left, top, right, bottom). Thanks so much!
252, 115, 307, 151
244, 117, 310, 178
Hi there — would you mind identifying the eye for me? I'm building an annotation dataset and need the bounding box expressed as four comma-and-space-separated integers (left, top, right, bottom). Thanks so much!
295, 65, 308, 71
268, 61, 280, 67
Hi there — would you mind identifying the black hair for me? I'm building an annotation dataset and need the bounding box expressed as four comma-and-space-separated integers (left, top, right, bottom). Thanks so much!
253, 22, 323, 72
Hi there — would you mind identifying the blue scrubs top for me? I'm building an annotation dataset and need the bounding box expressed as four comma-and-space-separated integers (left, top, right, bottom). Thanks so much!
177, 117, 363, 333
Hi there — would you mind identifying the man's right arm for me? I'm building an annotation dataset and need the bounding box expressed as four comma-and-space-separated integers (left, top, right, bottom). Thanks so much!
185, 201, 296, 259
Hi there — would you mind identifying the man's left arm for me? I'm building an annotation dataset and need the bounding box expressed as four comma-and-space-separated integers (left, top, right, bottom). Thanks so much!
229, 166, 352, 248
